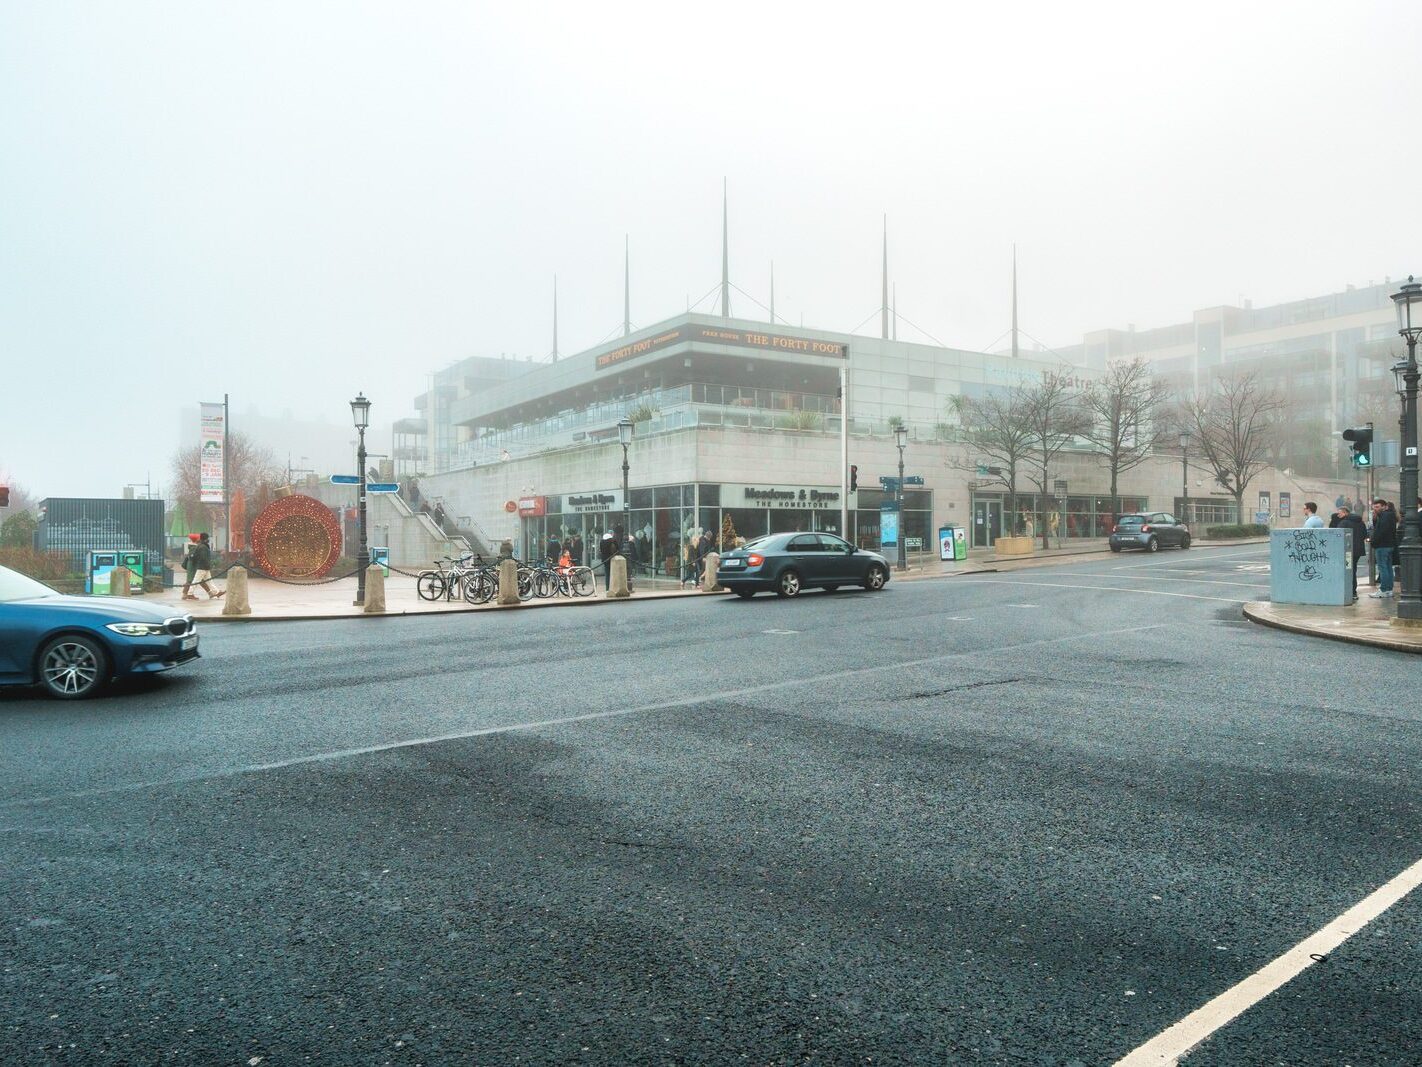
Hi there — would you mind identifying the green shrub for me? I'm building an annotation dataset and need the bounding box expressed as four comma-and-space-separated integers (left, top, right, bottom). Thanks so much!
1203, 523, 1270, 539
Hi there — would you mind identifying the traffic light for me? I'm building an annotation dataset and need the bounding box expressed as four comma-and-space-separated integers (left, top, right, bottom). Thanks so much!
0, 485, 9, 508
1342, 424, 1373, 467
849, 464, 858, 491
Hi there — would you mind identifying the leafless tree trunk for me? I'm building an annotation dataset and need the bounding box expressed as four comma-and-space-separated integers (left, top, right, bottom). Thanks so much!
1024, 370, 1091, 548
1080, 358, 1172, 521
947, 390, 1034, 536
1182, 371, 1284, 521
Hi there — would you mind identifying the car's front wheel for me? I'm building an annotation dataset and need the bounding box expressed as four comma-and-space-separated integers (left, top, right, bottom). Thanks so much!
775, 569, 802, 598
864, 564, 888, 591
1180, 534, 1191, 550
38, 635, 108, 699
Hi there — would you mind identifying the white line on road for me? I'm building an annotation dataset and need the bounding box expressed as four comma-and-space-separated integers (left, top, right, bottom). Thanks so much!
1, 624, 1164, 811
958, 579, 1249, 604
1067, 573, 1269, 590
1114, 853, 1422, 1065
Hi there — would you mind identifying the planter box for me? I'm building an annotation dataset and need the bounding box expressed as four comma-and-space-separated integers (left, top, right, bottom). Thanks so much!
993, 536, 1034, 556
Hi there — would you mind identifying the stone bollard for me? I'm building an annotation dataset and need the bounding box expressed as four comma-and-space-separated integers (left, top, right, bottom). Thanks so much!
606, 555, 631, 598
222, 566, 252, 616
363, 565, 387, 614
700, 552, 722, 592
109, 567, 131, 597
496, 558, 521, 606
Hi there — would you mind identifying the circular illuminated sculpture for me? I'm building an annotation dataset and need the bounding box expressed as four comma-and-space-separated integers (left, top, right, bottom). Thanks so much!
250, 494, 343, 579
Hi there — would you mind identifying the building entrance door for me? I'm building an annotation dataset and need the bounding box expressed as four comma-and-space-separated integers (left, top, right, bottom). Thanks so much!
972, 499, 1002, 548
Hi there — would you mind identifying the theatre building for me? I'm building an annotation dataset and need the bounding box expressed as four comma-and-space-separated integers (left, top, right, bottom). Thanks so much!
410, 312, 1347, 573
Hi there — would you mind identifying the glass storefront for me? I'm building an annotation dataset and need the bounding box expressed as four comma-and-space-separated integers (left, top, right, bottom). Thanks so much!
520, 481, 933, 578
969, 491, 1147, 543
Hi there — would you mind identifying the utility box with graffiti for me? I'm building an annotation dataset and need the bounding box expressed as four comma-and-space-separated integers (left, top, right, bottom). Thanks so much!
1269, 528, 1352, 606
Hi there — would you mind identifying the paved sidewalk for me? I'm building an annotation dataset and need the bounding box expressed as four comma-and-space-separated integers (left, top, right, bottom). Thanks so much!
153, 573, 716, 623
1244, 595, 1422, 654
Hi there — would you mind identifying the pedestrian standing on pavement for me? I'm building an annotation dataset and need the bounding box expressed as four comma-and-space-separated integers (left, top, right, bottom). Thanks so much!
546, 532, 562, 566
1302, 501, 1325, 529
180, 533, 201, 599
1329, 505, 1367, 602
190, 532, 224, 600
598, 529, 617, 590
1370, 498, 1399, 599
568, 532, 583, 566
621, 531, 639, 592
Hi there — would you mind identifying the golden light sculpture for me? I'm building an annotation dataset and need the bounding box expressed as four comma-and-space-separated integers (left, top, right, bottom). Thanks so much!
250, 494, 342, 578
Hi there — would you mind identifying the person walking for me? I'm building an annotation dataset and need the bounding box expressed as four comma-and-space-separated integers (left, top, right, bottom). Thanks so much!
189, 532, 224, 600
180, 533, 201, 600
1370, 498, 1399, 599
598, 529, 617, 590
1301, 501, 1326, 529
1329, 505, 1367, 602
621, 530, 639, 592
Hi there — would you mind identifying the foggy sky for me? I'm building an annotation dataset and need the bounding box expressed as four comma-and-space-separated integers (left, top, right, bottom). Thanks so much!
2, 1, 1418, 499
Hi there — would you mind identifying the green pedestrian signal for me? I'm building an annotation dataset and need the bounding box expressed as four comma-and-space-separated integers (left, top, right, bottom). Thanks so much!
1342, 424, 1373, 467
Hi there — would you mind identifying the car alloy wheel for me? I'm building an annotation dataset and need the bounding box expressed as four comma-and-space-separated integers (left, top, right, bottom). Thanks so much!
39, 635, 107, 699
776, 570, 802, 598
1146, 537, 1160, 553
864, 565, 887, 590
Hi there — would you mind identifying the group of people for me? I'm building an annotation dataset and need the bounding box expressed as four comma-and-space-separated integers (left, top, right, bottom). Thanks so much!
539, 527, 722, 589
1301, 496, 1422, 601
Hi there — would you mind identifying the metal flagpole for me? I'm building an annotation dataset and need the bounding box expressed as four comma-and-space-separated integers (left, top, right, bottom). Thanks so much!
223, 393, 230, 553
840, 357, 850, 540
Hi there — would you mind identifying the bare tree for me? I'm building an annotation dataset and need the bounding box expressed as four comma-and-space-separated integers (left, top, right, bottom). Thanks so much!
1080, 358, 1172, 520
170, 432, 284, 514
1022, 370, 1092, 548
1182, 371, 1285, 521
948, 389, 1034, 535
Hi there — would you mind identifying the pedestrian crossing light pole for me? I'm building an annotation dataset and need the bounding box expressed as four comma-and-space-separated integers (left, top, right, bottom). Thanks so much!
1390, 277, 1422, 623
351, 393, 372, 606
894, 424, 908, 572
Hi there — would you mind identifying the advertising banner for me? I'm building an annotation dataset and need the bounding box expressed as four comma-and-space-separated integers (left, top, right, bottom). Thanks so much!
199, 402, 225, 503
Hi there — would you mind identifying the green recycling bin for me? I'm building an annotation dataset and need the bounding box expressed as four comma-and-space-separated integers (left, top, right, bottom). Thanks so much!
938, 524, 967, 562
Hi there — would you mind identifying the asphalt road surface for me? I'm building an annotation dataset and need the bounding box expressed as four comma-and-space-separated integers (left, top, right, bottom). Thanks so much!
3, 544, 1419, 1065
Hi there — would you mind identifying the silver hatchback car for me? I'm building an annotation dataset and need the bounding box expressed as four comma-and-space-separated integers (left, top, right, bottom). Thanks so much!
1108, 512, 1191, 553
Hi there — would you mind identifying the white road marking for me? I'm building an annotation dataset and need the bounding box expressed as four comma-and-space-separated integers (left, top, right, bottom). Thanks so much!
1067, 572, 1269, 590
1106, 548, 1267, 572
1114, 853, 1422, 1065
959, 579, 1248, 604
1004, 603, 1041, 608
760, 628, 800, 635
2, 623, 1166, 811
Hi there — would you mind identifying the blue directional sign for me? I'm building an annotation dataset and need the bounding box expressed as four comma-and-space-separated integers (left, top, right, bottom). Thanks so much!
367, 483, 400, 494
904, 475, 925, 485
879, 476, 900, 489
330, 474, 360, 485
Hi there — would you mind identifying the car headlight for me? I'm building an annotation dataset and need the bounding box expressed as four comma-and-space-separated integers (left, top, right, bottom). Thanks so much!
105, 622, 168, 637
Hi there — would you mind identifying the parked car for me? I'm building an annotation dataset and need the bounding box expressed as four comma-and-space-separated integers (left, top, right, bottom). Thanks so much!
0, 565, 200, 699
1108, 512, 1191, 553
716, 532, 891, 598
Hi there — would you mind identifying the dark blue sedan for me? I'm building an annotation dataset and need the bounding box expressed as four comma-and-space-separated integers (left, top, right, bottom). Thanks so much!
0, 565, 200, 699
716, 532, 891, 598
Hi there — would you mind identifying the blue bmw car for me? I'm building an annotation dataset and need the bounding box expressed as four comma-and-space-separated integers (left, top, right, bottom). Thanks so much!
0, 564, 200, 699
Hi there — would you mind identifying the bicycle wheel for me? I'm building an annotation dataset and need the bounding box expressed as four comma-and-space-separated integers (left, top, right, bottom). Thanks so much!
569, 567, 596, 597
416, 572, 445, 601
534, 569, 556, 599
464, 570, 494, 604
517, 567, 535, 602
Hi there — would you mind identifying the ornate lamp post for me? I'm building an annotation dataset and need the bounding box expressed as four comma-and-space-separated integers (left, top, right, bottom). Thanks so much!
894, 424, 908, 572
1178, 431, 1190, 526
1390, 277, 1422, 623
618, 417, 634, 547
351, 393, 372, 606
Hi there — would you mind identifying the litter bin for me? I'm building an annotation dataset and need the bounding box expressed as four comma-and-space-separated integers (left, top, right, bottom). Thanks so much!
370, 546, 390, 577
938, 524, 967, 563
117, 550, 145, 594
87, 550, 119, 594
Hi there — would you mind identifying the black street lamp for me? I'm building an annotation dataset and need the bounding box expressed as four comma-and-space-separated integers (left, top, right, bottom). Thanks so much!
894, 424, 908, 572
1178, 430, 1190, 526
351, 392, 372, 606
618, 417, 634, 548
1390, 277, 1422, 623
